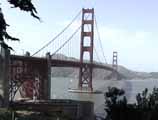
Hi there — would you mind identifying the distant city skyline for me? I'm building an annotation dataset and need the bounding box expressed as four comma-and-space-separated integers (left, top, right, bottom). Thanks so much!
1, 0, 158, 72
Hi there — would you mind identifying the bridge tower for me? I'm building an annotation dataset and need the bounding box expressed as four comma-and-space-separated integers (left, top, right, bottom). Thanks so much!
79, 8, 94, 91
112, 51, 118, 79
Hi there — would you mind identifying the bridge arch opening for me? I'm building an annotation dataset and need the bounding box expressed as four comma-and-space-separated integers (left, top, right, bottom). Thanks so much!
83, 37, 91, 47
84, 24, 92, 32
83, 13, 92, 20
83, 51, 91, 61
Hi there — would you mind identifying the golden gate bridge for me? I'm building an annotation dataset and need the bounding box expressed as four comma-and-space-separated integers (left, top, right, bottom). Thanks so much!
9, 8, 119, 100
0, 8, 120, 120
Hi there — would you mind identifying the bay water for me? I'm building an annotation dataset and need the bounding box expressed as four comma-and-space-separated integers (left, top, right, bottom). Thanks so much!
51, 78, 158, 116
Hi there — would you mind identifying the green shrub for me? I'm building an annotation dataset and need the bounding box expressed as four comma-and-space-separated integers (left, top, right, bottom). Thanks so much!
104, 87, 158, 120
0, 109, 12, 120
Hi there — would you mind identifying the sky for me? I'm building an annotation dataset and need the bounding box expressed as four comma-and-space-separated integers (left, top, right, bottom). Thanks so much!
1, 0, 158, 72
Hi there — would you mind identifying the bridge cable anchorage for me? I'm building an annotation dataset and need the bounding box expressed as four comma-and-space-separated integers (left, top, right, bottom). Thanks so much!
51, 25, 81, 56
31, 10, 81, 56
94, 15, 107, 64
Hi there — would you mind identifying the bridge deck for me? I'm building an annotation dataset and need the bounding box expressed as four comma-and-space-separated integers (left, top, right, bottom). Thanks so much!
10, 55, 114, 71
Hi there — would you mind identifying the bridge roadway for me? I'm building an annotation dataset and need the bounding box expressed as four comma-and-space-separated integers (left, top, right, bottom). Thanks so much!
10, 55, 114, 71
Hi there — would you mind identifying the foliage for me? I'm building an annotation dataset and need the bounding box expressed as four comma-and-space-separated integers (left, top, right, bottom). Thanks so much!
104, 87, 158, 120
105, 87, 126, 105
104, 87, 127, 120
0, 0, 40, 50
0, 109, 12, 120
0, 7, 19, 49
136, 87, 158, 109
8, 0, 40, 20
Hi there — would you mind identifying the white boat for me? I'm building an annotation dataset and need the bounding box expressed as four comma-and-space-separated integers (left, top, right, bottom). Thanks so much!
68, 88, 103, 94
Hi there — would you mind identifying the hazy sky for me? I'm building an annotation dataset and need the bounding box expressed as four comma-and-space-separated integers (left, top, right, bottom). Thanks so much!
1, 0, 158, 72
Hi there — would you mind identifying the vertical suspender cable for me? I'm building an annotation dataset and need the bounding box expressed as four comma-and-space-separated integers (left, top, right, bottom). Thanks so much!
51, 25, 81, 56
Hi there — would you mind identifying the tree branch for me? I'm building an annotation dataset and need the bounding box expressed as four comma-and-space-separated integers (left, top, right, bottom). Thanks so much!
8, 0, 40, 20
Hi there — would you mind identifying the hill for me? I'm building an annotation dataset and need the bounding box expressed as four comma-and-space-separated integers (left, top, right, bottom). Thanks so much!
51, 54, 158, 80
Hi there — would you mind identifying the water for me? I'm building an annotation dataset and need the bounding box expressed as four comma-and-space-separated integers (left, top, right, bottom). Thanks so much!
51, 77, 158, 116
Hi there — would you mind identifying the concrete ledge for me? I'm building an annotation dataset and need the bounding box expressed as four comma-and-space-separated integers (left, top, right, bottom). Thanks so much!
10, 99, 94, 120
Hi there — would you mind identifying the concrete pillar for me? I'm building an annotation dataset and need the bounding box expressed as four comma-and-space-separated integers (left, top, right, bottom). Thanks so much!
46, 52, 51, 99
25, 51, 30, 56
0, 45, 10, 107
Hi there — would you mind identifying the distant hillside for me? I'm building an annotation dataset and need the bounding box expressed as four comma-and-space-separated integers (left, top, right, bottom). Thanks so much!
117, 66, 158, 80
51, 54, 158, 80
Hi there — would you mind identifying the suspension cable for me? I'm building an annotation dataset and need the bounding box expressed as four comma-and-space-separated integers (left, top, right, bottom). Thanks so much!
51, 14, 90, 57
85, 21, 102, 63
31, 10, 81, 56
51, 25, 81, 56
94, 46, 101, 63
94, 15, 107, 64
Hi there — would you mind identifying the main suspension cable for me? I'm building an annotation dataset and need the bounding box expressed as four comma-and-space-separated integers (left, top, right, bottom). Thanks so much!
51, 14, 90, 57
32, 10, 81, 56
94, 15, 107, 64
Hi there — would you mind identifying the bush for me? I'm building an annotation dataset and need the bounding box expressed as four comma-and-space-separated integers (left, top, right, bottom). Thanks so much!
0, 109, 12, 120
104, 87, 158, 120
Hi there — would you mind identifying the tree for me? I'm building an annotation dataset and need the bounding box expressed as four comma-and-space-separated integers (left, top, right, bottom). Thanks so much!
0, 0, 40, 50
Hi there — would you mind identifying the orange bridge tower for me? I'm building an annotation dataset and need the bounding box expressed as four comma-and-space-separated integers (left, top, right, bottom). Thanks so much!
79, 8, 94, 91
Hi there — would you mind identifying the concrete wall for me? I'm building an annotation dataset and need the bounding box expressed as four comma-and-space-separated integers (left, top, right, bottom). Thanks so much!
11, 99, 94, 120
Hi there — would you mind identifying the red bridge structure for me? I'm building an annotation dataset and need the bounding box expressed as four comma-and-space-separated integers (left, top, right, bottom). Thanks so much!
8, 8, 119, 101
